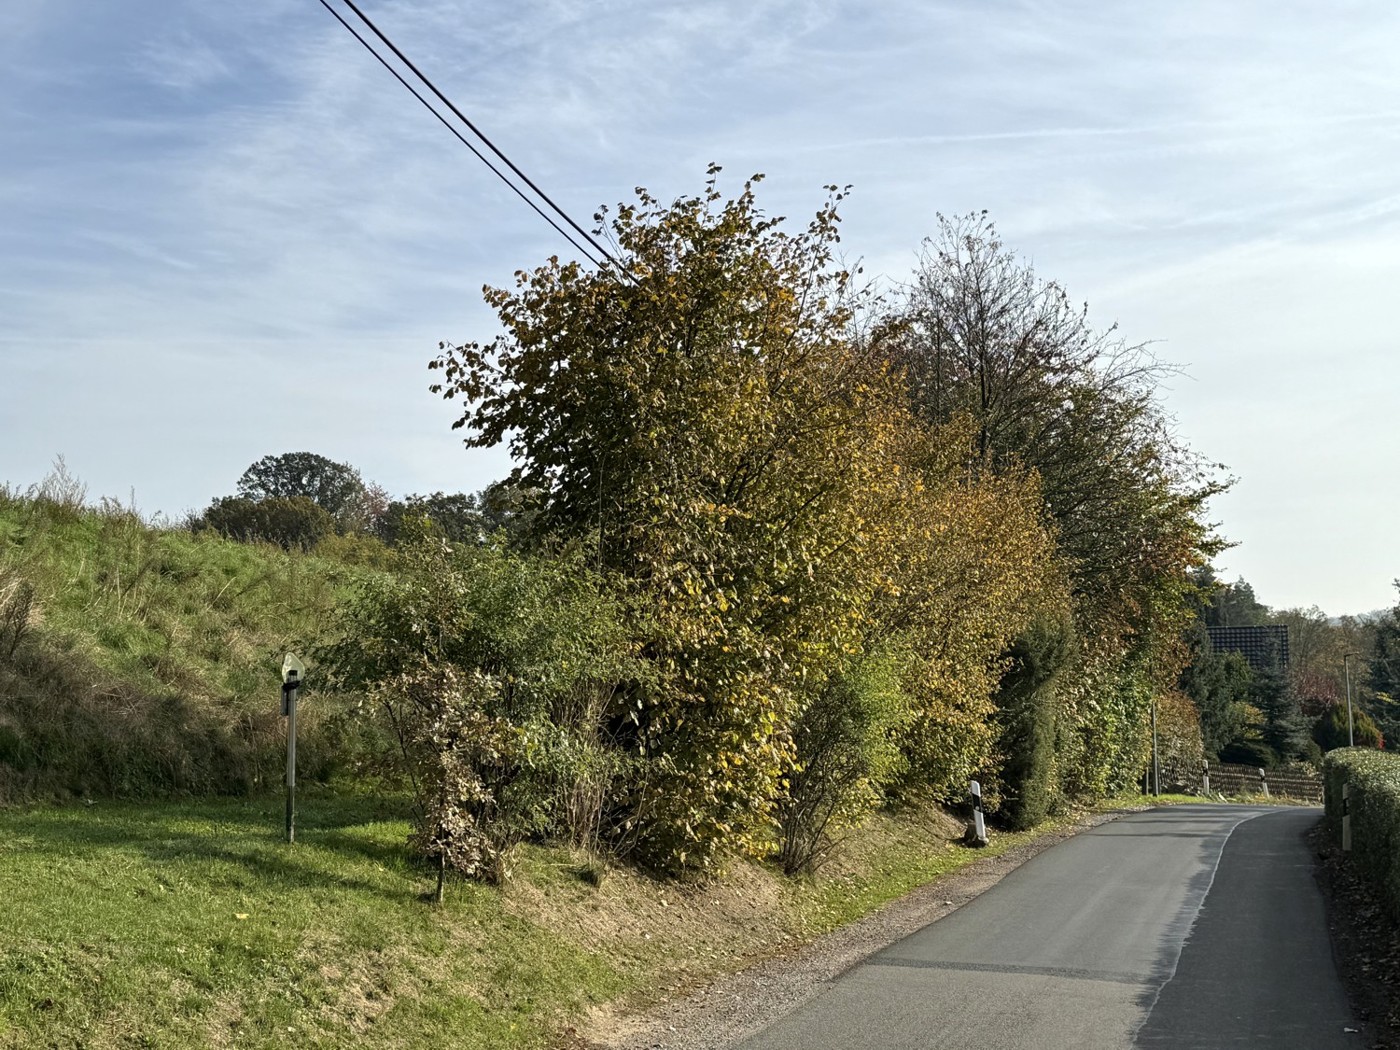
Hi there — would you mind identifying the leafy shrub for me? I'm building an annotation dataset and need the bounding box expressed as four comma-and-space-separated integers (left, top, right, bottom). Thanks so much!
776, 650, 912, 875
1154, 689, 1207, 790
1322, 749, 1400, 921
1314, 704, 1383, 752
385, 663, 525, 887
894, 670, 1001, 807
201, 495, 335, 550
320, 538, 638, 886
1057, 651, 1152, 800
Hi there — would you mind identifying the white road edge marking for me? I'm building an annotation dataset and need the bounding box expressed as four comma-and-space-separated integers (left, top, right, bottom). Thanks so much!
1125, 807, 1276, 1043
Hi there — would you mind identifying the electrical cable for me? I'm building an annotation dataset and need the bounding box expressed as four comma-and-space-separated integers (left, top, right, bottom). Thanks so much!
336, 0, 624, 270
314, 0, 608, 268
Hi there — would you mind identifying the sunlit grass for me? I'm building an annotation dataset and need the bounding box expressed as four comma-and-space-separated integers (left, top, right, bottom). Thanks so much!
0, 792, 1096, 1048
0, 795, 623, 1049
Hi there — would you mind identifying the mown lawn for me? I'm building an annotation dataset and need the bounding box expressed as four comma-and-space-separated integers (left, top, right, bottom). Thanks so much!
0, 794, 624, 1049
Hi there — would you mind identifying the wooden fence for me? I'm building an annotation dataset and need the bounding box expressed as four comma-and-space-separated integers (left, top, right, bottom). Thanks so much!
1201, 760, 1323, 804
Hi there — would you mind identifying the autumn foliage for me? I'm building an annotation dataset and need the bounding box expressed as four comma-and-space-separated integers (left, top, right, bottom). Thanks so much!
334, 170, 1225, 880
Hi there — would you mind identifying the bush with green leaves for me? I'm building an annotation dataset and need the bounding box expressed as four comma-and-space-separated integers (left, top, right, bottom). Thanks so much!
320, 537, 639, 886
200, 494, 336, 550
1314, 705, 1383, 752
1154, 689, 1207, 789
775, 649, 913, 875
1057, 650, 1154, 800
1322, 749, 1400, 921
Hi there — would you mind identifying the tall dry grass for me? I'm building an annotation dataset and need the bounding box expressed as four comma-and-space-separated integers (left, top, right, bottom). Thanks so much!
0, 477, 372, 801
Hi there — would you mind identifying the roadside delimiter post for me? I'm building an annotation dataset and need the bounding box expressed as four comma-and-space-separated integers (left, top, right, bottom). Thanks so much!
1202, 759, 1211, 795
282, 652, 305, 844
1342, 783, 1352, 852
969, 780, 988, 846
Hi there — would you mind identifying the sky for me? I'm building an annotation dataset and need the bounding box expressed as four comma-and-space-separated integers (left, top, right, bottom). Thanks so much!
2, 1, 1398, 616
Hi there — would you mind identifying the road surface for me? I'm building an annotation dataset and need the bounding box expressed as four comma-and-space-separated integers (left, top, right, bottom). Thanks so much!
738, 805, 1356, 1049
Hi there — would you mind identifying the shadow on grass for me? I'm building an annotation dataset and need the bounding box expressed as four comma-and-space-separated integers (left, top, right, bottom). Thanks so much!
5, 795, 431, 903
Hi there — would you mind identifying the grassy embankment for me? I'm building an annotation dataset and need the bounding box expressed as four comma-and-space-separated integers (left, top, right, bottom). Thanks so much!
0, 493, 1211, 1047
0, 491, 364, 801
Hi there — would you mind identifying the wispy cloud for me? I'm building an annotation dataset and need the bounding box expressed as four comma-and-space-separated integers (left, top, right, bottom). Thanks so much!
4, 0, 1400, 610
138, 32, 236, 92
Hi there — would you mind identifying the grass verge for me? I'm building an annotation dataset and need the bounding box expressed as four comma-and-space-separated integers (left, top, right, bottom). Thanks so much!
0, 794, 622, 1050
0, 789, 1258, 1049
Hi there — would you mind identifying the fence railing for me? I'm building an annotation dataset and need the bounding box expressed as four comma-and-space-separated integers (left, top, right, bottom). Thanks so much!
1201, 760, 1323, 803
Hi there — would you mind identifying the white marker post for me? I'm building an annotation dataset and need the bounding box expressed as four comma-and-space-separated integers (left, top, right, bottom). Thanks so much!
1342, 783, 1352, 852
281, 652, 305, 844
969, 780, 988, 847
1201, 759, 1211, 796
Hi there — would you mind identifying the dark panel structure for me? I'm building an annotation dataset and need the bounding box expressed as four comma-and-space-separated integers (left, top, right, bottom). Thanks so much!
1206, 624, 1290, 673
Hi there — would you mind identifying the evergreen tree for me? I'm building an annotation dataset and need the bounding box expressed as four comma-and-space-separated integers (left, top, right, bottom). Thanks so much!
1179, 621, 1254, 758
1250, 661, 1312, 765
1203, 576, 1270, 628
995, 612, 1074, 829
1368, 595, 1400, 744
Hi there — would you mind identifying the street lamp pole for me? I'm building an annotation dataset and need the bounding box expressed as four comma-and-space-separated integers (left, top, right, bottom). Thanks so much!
1150, 699, 1160, 796
1343, 652, 1358, 747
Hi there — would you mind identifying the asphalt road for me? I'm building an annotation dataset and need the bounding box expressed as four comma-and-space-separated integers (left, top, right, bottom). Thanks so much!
738, 806, 1356, 1050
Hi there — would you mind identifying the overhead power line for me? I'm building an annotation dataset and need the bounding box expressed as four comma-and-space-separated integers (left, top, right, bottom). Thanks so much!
317, 0, 628, 275
313, 0, 605, 267
314, 0, 607, 268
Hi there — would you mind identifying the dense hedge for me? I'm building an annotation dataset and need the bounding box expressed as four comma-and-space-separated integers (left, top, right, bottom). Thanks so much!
1323, 748, 1400, 920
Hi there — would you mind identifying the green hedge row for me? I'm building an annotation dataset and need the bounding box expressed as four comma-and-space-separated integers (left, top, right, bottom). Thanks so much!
1323, 748, 1400, 920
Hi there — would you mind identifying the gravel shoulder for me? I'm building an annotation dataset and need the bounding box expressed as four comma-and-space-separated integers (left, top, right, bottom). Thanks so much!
576, 809, 1131, 1050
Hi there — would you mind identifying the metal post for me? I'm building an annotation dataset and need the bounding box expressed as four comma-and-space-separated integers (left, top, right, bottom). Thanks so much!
1344, 653, 1357, 747
284, 675, 298, 843
1150, 700, 1160, 796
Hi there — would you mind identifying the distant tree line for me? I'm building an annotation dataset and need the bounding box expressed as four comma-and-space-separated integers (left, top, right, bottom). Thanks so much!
189, 450, 530, 554
1178, 569, 1387, 766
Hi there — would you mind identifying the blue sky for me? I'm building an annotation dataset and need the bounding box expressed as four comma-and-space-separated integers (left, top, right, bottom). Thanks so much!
3, 1, 1399, 615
